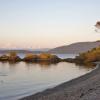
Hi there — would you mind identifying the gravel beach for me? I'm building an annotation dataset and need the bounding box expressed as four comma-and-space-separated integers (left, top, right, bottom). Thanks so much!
20, 63, 100, 100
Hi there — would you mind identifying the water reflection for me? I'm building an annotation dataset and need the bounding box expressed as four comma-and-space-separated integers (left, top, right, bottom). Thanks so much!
0, 61, 95, 71
24, 61, 58, 69
75, 63, 96, 69
0, 61, 59, 73
0, 61, 94, 100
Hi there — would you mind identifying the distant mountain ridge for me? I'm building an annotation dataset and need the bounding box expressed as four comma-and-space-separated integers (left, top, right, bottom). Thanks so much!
33, 48, 50, 52
48, 41, 100, 54
0, 49, 43, 54
0, 48, 50, 54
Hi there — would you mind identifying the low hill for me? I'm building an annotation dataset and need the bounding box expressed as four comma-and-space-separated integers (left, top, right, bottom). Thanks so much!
0, 49, 43, 54
48, 41, 100, 54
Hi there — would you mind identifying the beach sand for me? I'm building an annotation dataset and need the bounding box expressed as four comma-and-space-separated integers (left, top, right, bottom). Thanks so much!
20, 64, 100, 100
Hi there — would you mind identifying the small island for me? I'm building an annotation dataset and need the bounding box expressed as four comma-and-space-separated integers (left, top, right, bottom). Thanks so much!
0, 52, 61, 63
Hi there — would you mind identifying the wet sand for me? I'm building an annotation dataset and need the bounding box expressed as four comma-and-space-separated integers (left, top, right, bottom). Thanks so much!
20, 63, 100, 100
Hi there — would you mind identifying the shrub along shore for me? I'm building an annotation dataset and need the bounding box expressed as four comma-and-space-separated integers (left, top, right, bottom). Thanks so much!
63, 46, 100, 66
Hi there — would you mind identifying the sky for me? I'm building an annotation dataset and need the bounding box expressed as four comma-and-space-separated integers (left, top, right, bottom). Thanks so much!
0, 0, 100, 49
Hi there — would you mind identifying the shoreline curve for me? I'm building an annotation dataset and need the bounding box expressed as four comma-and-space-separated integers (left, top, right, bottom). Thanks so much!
20, 63, 100, 100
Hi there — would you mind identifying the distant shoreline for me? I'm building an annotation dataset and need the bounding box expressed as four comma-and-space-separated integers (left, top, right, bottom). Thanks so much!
20, 63, 100, 100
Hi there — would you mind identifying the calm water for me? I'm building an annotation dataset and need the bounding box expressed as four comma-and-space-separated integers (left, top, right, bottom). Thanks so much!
17, 53, 78, 59
0, 54, 93, 100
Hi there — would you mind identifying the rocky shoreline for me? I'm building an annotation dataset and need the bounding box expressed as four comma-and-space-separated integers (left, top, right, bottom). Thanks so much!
19, 63, 100, 100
